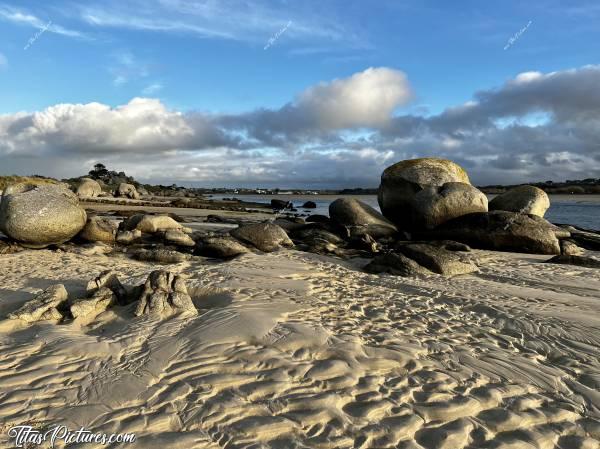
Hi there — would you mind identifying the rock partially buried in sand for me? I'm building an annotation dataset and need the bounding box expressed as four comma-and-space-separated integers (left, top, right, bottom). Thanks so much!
134, 270, 197, 317
79, 216, 118, 243
395, 243, 478, 276
131, 248, 192, 264
560, 239, 584, 256
121, 214, 183, 234
197, 237, 250, 258
76, 178, 102, 198
116, 182, 140, 199
377, 158, 487, 230
164, 229, 196, 247
116, 229, 142, 245
8, 284, 68, 322
70, 287, 116, 319
545, 254, 600, 268
364, 252, 432, 277
86, 270, 128, 303
489, 185, 550, 217
416, 211, 561, 255
0, 183, 87, 248
230, 223, 294, 252
329, 198, 398, 238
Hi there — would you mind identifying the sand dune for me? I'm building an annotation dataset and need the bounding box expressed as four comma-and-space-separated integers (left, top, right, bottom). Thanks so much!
1, 246, 600, 448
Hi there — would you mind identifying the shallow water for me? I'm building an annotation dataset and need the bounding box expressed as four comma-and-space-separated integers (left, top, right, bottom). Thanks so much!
209, 194, 600, 231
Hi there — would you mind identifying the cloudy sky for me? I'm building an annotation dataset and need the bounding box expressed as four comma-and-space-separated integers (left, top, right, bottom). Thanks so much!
0, 0, 599, 188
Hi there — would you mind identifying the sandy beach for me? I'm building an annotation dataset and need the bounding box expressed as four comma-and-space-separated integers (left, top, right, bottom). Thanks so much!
1, 198, 599, 448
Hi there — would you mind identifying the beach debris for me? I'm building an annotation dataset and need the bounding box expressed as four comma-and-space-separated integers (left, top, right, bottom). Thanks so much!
196, 236, 250, 259
395, 243, 478, 276
134, 270, 197, 317
329, 198, 398, 238
0, 183, 87, 248
75, 178, 102, 198
78, 216, 118, 243
489, 185, 550, 217
545, 254, 600, 268
8, 284, 68, 322
230, 223, 294, 252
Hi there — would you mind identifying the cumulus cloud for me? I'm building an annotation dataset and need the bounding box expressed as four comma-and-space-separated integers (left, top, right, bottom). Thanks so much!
1, 65, 600, 187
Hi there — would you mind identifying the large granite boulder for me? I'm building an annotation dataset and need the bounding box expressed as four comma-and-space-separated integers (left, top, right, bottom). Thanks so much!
489, 185, 550, 217
329, 198, 398, 238
8, 284, 68, 322
0, 183, 87, 248
79, 216, 117, 243
76, 178, 102, 198
134, 271, 197, 317
416, 211, 561, 255
230, 223, 294, 252
116, 183, 140, 199
377, 158, 487, 231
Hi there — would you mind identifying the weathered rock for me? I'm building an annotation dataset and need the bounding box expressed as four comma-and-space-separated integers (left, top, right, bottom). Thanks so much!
164, 229, 196, 247
116, 229, 142, 245
116, 183, 140, 199
410, 182, 488, 229
561, 239, 585, 256
271, 199, 292, 210
489, 185, 550, 217
0, 183, 87, 248
430, 240, 472, 252
197, 236, 250, 258
559, 227, 600, 251
230, 223, 293, 252
131, 248, 191, 264
70, 287, 116, 319
378, 158, 487, 230
290, 227, 344, 245
86, 270, 128, 303
79, 216, 117, 243
395, 243, 478, 276
273, 218, 306, 232
76, 178, 102, 198
329, 198, 398, 238
545, 255, 600, 268
302, 201, 317, 209
416, 211, 561, 255
364, 252, 432, 277
134, 271, 197, 317
0, 239, 23, 254
8, 284, 68, 322
121, 214, 183, 233
348, 233, 379, 253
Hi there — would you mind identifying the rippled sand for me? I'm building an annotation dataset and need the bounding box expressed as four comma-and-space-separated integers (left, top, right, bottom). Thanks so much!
1, 246, 600, 448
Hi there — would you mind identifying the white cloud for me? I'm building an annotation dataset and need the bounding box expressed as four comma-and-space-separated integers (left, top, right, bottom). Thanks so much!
0, 4, 87, 39
0, 52, 7, 69
142, 83, 163, 95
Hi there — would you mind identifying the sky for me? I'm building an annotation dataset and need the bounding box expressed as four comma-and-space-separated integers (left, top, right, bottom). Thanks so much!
0, 0, 599, 188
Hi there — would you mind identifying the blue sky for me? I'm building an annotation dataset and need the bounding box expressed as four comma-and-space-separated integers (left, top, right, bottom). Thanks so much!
1, 0, 600, 187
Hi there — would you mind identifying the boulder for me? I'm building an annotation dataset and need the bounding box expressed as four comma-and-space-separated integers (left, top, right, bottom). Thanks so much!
8, 284, 68, 322
364, 252, 432, 277
410, 182, 488, 229
79, 216, 117, 243
416, 211, 561, 255
70, 287, 116, 319
230, 223, 294, 252
0, 183, 87, 248
121, 214, 183, 233
76, 178, 102, 198
306, 214, 330, 223
164, 229, 196, 247
116, 183, 140, 200
489, 185, 550, 217
197, 237, 250, 258
377, 158, 487, 230
271, 199, 292, 210
131, 248, 191, 264
545, 255, 600, 269
116, 229, 142, 245
302, 201, 317, 209
395, 243, 478, 276
329, 198, 398, 238
134, 271, 197, 317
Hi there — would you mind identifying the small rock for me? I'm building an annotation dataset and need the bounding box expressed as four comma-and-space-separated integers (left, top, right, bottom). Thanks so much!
70, 287, 116, 319
164, 229, 196, 247
302, 201, 317, 209
0, 239, 23, 254
230, 223, 293, 252
561, 239, 585, 256
8, 284, 68, 322
395, 243, 478, 276
134, 271, 197, 317
364, 253, 432, 277
545, 255, 600, 268
86, 270, 128, 303
197, 237, 250, 259
131, 248, 191, 264
116, 229, 142, 245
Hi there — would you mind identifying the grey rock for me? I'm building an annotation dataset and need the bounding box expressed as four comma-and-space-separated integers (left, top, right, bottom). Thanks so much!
395, 243, 478, 276
86, 270, 128, 303
70, 287, 116, 319
329, 198, 398, 238
197, 237, 250, 258
79, 216, 117, 243
364, 252, 432, 277
134, 270, 197, 317
76, 178, 102, 198
121, 214, 183, 233
489, 185, 550, 217
545, 255, 600, 268
230, 223, 294, 252
8, 284, 68, 322
116, 229, 142, 245
560, 239, 585, 256
131, 248, 192, 264
0, 183, 87, 248
116, 183, 140, 199
164, 229, 196, 247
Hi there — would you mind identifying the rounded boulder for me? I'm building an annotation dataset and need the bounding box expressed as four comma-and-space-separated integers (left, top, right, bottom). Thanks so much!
76, 178, 102, 198
489, 185, 550, 217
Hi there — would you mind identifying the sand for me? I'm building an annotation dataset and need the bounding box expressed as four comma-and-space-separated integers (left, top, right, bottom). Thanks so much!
1, 229, 600, 447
